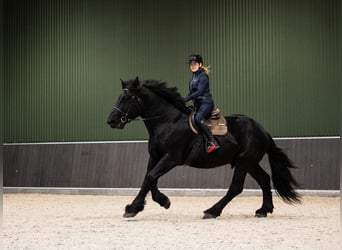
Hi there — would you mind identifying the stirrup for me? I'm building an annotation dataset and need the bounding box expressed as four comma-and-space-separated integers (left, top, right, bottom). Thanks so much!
207, 142, 220, 153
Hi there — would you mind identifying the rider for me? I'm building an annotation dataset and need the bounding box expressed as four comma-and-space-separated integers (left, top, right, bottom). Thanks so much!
184, 54, 220, 153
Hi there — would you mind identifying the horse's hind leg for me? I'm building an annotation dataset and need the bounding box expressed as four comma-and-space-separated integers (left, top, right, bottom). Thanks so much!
248, 164, 274, 217
203, 167, 247, 219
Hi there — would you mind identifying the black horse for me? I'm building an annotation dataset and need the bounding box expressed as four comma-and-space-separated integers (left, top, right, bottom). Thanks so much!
107, 77, 301, 219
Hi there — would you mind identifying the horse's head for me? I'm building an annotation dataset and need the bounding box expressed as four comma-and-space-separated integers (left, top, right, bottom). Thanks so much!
107, 77, 143, 129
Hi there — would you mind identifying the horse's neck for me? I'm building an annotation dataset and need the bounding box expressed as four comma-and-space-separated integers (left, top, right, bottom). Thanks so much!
141, 95, 186, 136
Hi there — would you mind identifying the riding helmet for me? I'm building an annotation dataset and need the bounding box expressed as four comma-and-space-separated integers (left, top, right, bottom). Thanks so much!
188, 54, 203, 64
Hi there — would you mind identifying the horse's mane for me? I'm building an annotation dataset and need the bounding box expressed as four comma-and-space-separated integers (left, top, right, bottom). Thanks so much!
142, 80, 191, 114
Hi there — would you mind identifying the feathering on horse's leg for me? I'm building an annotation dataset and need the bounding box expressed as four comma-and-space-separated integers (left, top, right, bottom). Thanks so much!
123, 178, 149, 218
248, 164, 274, 217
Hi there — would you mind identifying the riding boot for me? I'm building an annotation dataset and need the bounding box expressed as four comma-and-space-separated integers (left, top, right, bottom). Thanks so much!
198, 120, 220, 153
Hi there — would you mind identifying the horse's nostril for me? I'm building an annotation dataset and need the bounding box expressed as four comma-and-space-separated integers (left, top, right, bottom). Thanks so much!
108, 122, 115, 128
107, 118, 113, 125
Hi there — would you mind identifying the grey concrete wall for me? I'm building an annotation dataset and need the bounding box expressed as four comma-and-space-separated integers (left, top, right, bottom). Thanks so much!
3, 138, 340, 190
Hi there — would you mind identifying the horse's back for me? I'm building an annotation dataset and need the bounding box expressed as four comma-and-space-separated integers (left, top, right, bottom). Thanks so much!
225, 114, 267, 136
225, 114, 270, 161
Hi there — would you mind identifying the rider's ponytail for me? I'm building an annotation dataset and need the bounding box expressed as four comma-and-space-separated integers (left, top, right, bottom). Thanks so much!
201, 65, 211, 75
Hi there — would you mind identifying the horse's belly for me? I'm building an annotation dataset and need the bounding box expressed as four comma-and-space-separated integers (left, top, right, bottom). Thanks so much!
186, 150, 235, 169
185, 135, 238, 168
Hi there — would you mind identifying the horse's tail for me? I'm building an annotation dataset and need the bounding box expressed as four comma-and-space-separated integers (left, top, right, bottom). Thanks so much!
267, 134, 301, 204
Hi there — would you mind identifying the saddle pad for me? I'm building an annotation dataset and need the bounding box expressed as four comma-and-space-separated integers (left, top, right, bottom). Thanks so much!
210, 116, 228, 135
189, 113, 228, 136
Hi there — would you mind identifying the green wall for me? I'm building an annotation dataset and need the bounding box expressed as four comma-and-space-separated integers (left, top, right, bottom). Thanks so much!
4, 0, 339, 142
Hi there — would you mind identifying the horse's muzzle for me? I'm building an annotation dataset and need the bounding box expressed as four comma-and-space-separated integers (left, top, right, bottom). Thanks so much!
108, 116, 127, 129
107, 118, 124, 129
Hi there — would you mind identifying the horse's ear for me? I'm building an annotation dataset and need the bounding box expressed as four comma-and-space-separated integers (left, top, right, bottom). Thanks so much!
120, 78, 126, 89
131, 76, 141, 90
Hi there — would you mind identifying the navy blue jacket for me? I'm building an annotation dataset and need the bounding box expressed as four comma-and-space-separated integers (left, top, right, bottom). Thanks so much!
185, 68, 214, 107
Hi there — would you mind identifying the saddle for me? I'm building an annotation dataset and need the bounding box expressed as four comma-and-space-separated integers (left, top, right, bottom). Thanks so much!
189, 108, 228, 135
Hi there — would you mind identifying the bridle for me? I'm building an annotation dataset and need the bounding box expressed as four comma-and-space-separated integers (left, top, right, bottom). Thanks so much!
113, 88, 167, 124
112, 106, 132, 124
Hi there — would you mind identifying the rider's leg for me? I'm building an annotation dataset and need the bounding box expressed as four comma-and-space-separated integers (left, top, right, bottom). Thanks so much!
197, 119, 220, 153
194, 104, 220, 153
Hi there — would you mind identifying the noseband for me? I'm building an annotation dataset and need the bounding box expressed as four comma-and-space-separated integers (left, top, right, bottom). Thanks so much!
113, 106, 131, 123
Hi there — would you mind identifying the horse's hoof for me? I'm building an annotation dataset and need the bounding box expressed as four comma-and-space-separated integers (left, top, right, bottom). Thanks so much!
203, 213, 217, 219
123, 212, 137, 218
255, 212, 267, 218
163, 199, 171, 209
255, 206, 272, 218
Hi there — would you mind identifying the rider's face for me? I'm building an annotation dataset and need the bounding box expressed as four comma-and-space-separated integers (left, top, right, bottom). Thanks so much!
189, 62, 201, 72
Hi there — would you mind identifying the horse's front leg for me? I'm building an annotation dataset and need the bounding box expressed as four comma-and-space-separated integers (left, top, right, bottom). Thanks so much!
124, 154, 176, 218
150, 183, 171, 209
148, 157, 171, 209
123, 157, 156, 217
